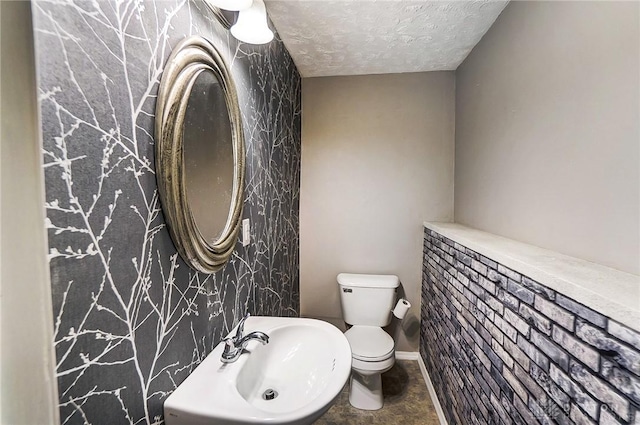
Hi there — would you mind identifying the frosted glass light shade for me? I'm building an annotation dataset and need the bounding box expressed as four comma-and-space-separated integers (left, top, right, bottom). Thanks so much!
206, 0, 252, 12
230, 0, 274, 45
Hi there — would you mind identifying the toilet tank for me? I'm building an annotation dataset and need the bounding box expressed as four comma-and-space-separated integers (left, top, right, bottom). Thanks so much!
337, 273, 399, 326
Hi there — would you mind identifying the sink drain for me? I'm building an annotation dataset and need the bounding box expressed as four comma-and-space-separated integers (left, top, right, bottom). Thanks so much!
262, 389, 278, 400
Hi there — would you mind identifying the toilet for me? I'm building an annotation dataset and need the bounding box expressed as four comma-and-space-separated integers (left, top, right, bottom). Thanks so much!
337, 273, 400, 410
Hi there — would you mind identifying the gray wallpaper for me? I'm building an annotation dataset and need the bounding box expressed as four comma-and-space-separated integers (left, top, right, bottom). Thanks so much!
32, 1, 301, 423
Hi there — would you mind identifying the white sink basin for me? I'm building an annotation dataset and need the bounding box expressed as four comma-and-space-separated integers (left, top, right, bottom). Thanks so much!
164, 316, 352, 425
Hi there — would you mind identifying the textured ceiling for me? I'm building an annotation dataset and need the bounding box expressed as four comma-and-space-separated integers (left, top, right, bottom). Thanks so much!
264, 0, 509, 77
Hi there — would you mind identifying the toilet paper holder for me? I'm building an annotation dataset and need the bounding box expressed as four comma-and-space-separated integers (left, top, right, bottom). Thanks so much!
392, 298, 411, 320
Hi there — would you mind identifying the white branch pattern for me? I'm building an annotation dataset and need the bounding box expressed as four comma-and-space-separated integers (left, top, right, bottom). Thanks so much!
33, 1, 301, 424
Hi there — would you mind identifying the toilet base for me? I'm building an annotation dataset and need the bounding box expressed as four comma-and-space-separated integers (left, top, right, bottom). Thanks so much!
348, 371, 384, 410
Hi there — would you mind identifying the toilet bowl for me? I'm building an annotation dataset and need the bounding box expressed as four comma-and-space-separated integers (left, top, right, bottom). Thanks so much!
345, 325, 395, 410
337, 273, 400, 410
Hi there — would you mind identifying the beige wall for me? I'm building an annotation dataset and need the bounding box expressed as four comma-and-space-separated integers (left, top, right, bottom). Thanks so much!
301, 72, 455, 351
455, 1, 640, 275
0, 2, 60, 423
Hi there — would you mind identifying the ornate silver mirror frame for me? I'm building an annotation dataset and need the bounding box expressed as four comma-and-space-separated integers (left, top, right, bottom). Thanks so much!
155, 36, 245, 273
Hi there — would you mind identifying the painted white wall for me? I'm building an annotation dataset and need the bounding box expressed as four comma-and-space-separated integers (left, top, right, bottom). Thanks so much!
301, 72, 455, 351
455, 1, 640, 275
0, 2, 60, 423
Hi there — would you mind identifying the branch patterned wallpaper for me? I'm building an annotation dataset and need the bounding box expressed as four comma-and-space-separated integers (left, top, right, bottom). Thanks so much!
32, 1, 301, 423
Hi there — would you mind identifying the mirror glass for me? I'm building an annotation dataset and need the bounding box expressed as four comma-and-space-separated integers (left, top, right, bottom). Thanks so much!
183, 70, 234, 243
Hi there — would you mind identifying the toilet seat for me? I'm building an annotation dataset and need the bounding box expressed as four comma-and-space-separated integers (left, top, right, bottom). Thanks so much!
345, 326, 395, 361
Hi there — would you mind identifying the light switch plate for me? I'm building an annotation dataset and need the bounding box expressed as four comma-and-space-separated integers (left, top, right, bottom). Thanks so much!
242, 218, 250, 246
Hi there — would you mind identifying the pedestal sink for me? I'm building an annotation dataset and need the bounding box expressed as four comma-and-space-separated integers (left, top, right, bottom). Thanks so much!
164, 316, 352, 425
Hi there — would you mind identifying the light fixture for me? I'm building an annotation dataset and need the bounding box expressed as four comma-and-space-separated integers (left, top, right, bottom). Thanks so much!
206, 0, 253, 12
230, 0, 274, 45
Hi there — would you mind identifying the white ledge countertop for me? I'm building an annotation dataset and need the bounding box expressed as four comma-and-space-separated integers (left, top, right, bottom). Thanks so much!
423, 222, 640, 331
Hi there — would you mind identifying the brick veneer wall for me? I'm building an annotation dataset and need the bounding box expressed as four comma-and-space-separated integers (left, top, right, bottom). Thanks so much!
421, 228, 640, 425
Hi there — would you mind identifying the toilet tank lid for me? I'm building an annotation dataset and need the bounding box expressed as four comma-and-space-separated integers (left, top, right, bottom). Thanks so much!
337, 273, 399, 288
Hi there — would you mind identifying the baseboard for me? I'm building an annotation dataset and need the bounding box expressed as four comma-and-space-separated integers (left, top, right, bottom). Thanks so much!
395, 351, 449, 425
395, 350, 420, 360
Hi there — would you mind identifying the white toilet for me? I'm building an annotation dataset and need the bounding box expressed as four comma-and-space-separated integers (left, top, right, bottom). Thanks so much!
337, 273, 400, 410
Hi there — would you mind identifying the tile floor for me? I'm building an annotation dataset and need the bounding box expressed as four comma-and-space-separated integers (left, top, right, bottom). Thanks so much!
314, 360, 440, 424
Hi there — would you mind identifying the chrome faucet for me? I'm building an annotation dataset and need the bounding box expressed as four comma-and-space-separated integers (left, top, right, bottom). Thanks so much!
221, 313, 269, 363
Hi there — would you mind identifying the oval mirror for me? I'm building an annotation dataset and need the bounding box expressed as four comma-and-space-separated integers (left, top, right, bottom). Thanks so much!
155, 36, 245, 273
183, 69, 235, 243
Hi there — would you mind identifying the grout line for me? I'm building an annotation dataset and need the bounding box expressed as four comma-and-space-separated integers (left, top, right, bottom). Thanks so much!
396, 351, 449, 425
